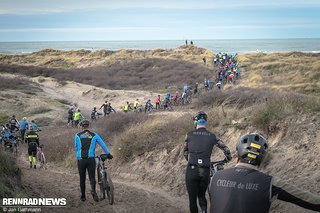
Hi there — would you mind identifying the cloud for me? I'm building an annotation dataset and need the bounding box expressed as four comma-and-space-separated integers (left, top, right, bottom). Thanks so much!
0, 27, 164, 33
203, 23, 320, 30
1, 0, 320, 15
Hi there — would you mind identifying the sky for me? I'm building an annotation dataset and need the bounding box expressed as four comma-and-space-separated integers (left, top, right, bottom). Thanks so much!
0, 0, 320, 41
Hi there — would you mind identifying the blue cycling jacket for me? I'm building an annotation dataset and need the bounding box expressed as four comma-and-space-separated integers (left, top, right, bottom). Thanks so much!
74, 130, 110, 160
19, 120, 29, 130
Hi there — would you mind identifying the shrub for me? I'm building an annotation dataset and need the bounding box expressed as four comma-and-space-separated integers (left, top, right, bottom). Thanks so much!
0, 150, 22, 197
30, 107, 52, 115
0, 113, 8, 124
113, 114, 192, 162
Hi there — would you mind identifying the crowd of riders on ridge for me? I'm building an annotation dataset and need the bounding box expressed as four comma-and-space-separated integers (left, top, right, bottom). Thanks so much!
66, 52, 241, 125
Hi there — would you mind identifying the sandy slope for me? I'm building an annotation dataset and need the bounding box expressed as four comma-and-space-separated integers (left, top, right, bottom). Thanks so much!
33, 77, 160, 112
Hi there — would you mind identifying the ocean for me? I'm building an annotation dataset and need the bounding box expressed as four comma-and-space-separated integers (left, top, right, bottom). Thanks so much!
0, 39, 319, 54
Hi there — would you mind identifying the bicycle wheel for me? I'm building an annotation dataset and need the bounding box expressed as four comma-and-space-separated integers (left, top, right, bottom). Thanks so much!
105, 171, 114, 205
41, 153, 47, 169
14, 145, 18, 156
99, 169, 106, 200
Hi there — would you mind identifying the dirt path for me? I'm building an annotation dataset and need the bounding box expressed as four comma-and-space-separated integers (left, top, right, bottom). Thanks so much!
18, 146, 188, 213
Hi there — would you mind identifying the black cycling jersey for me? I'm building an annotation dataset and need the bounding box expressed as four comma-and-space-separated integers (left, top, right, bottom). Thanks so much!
25, 131, 39, 151
184, 127, 232, 213
184, 128, 231, 167
210, 163, 320, 213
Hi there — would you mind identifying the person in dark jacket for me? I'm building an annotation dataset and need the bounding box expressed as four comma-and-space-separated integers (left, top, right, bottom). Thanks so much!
184, 111, 232, 213
25, 127, 39, 169
210, 133, 320, 213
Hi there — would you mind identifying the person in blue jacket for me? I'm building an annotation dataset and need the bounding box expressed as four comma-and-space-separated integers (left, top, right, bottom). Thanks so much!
19, 117, 29, 142
74, 120, 113, 202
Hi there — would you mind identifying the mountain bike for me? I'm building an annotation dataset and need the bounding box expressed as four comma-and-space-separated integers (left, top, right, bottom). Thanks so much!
208, 159, 227, 195
4, 138, 18, 156
96, 154, 114, 205
37, 145, 47, 169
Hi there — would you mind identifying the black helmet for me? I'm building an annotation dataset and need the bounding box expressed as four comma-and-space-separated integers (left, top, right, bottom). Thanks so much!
236, 133, 268, 166
79, 120, 90, 128
193, 111, 207, 121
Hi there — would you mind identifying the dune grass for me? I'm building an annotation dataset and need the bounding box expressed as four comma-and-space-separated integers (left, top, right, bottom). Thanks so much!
0, 150, 22, 198
237, 52, 320, 96
0, 57, 213, 90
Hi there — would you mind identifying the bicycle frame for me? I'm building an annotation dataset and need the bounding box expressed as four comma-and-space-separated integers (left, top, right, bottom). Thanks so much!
95, 154, 114, 205
37, 147, 47, 169
208, 160, 226, 195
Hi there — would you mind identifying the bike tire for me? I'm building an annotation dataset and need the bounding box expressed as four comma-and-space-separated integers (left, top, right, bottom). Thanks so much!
14, 146, 18, 156
98, 168, 106, 200
105, 171, 114, 205
41, 153, 47, 169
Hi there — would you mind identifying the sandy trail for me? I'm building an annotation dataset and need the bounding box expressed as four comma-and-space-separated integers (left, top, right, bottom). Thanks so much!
33, 77, 158, 112
18, 146, 188, 213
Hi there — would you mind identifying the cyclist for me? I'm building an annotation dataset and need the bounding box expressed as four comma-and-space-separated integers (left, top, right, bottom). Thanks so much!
210, 133, 320, 213
123, 101, 131, 113
194, 83, 199, 95
8, 115, 19, 132
28, 120, 41, 132
133, 99, 140, 111
19, 117, 29, 142
184, 111, 232, 213
74, 120, 113, 202
105, 103, 116, 115
99, 101, 108, 117
73, 109, 83, 127
91, 107, 101, 121
144, 99, 153, 113
1, 125, 16, 148
155, 95, 161, 110
216, 81, 222, 90
67, 107, 74, 127
25, 126, 40, 169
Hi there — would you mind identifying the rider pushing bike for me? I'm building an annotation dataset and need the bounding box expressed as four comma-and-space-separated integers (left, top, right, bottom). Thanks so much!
74, 120, 113, 202
184, 111, 232, 213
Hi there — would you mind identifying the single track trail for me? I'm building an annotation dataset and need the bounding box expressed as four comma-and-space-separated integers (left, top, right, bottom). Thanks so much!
18, 146, 188, 213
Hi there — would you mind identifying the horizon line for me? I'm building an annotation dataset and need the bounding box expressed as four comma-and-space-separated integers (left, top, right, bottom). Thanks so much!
1, 38, 320, 43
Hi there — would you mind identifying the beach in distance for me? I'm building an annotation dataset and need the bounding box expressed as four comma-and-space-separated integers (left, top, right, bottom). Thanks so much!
1, 38, 320, 54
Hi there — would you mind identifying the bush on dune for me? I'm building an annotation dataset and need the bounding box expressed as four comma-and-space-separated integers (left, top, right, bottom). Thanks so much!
0, 150, 21, 197
113, 114, 192, 162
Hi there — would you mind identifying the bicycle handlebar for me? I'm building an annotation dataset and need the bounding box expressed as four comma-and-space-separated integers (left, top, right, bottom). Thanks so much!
210, 159, 228, 167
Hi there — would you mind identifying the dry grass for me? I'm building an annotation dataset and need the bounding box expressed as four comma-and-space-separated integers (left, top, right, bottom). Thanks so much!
237, 52, 320, 96
196, 87, 320, 134
113, 114, 192, 162
0, 75, 39, 91
0, 150, 22, 197
0, 46, 213, 69
0, 57, 213, 90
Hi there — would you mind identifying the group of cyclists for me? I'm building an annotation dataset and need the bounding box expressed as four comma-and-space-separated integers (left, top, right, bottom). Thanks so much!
0, 115, 42, 169
213, 52, 240, 87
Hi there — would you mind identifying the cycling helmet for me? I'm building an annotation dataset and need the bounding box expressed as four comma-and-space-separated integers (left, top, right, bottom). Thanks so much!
79, 120, 90, 128
193, 111, 208, 121
236, 133, 268, 166
23, 117, 27, 121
